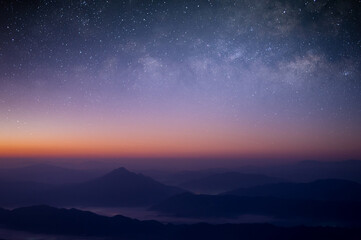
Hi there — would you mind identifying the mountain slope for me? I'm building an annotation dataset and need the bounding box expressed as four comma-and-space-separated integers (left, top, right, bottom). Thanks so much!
44, 167, 185, 206
238, 160, 361, 183
223, 179, 361, 201
180, 172, 282, 194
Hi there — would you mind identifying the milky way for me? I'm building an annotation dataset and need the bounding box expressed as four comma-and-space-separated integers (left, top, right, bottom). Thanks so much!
0, 0, 360, 164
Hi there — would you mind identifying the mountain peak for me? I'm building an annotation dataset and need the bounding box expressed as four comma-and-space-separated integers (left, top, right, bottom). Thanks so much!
95, 167, 147, 183
104, 167, 134, 177
110, 167, 130, 173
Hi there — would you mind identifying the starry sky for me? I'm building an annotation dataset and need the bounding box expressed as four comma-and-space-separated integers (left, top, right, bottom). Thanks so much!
0, 0, 361, 165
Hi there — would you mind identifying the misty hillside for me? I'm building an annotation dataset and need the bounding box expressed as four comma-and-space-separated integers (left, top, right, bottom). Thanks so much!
180, 172, 283, 194
238, 160, 361, 183
223, 179, 361, 202
0, 180, 53, 206
141, 168, 228, 186
151, 192, 361, 224
0, 205, 360, 240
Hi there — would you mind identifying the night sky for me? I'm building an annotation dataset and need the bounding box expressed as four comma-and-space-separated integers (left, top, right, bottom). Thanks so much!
0, 0, 360, 164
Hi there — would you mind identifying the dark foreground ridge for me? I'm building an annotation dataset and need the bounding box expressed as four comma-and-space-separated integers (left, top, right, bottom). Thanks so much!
0, 205, 360, 240
151, 192, 361, 225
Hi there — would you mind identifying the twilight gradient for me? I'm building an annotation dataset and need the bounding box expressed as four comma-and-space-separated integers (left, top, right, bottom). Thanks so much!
0, 0, 360, 164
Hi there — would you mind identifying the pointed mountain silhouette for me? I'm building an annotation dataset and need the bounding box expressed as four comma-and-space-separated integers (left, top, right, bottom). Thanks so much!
43, 167, 185, 207
180, 172, 283, 194
223, 179, 361, 201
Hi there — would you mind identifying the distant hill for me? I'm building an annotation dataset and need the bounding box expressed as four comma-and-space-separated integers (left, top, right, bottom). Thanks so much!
141, 168, 228, 186
0, 205, 360, 240
0, 163, 104, 184
180, 172, 283, 194
41, 167, 185, 207
223, 179, 361, 202
0, 180, 52, 206
143, 160, 361, 187
238, 160, 361, 183
151, 192, 361, 224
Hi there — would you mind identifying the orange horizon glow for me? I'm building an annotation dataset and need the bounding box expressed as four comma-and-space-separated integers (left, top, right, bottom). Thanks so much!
1, 122, 360, 161
1, 104, 361, 163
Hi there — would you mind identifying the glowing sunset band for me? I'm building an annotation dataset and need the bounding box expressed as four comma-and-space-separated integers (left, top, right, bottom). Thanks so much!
1, 115, 360, 160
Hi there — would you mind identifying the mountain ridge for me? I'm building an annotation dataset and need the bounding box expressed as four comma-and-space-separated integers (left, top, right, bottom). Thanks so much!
223, 179, 361, 201
180, 172, 283, 194
0, 205, 360, 240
